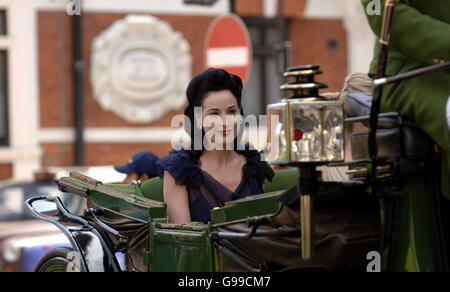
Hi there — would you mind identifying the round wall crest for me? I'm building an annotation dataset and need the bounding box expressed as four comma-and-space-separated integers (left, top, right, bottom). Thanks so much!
91, 15, 192, 123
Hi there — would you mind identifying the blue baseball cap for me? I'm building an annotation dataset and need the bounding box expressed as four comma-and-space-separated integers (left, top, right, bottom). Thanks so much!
114, 151, 160, 176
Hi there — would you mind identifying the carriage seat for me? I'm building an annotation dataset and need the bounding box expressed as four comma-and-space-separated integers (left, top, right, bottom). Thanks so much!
138, 168, 299, 203
345, 92, 435, 161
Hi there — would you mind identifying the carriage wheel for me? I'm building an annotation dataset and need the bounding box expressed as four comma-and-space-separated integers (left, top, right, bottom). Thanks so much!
34, 247, 76, 272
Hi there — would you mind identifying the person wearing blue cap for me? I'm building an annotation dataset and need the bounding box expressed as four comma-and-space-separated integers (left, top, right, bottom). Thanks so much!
114, 151, 160, 184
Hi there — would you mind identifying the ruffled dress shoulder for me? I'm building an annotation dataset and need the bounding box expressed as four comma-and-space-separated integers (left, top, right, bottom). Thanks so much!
155, 144, 274, 189
155, 144, 275, 223
155, 147, 203, 188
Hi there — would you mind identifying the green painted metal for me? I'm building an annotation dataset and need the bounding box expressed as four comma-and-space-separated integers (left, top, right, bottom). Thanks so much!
148, 222, 215, 272
104, 183, 145, 197
58, 174, 167, 222
139, 169, 298, 272
211, 190, 284, 224
56, 169, 447, 272
88, 190, 166, 221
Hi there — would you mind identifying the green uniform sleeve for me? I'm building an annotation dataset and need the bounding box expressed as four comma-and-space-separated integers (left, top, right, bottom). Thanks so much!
361, 0, 450, 65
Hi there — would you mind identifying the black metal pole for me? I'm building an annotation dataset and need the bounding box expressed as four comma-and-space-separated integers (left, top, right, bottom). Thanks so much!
229, 0, 236, 13
259, 27, 267, 115
73, 12, 85, 166
278, 0, 287, 46
374, 61, 450, 86
368, 0, 395, 183
277, 0, 290, 79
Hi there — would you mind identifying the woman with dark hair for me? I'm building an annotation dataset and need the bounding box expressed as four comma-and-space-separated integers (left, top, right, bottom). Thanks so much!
156, 68, 274, 223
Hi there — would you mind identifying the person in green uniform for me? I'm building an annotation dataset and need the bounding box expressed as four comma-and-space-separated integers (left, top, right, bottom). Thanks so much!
361, 0, 450, 199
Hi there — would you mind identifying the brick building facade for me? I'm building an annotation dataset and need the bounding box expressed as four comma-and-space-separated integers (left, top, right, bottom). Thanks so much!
0, 0, 374, 181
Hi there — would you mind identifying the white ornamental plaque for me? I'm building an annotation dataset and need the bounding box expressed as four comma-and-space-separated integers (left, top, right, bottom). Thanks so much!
91, 15, 192, 123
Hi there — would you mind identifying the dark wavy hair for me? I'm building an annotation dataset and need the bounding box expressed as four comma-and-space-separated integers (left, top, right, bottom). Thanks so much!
184, 68, 252, 161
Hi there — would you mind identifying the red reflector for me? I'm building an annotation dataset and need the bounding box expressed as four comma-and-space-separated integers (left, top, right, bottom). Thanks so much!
294, 128, 303, 141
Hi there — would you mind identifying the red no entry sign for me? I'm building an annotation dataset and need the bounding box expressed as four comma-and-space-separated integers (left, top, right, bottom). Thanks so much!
205, 14, 252, 85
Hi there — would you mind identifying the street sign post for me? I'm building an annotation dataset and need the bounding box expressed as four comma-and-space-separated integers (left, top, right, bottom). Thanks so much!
205, 14, 252, 84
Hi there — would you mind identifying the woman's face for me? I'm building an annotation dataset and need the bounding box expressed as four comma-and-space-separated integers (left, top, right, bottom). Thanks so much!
199, 89, 241, 149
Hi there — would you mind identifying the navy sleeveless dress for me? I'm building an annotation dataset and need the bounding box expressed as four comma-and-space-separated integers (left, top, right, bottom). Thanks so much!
155, 145, 275, 223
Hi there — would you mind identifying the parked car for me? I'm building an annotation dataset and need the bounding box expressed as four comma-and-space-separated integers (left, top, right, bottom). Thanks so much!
0, 166, 126, 272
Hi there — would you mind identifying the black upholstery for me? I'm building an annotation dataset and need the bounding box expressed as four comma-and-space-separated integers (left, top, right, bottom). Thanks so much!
346, 92, 436, 161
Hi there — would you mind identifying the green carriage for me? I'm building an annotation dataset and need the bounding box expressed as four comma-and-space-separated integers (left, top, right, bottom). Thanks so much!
25, 168, 380, 272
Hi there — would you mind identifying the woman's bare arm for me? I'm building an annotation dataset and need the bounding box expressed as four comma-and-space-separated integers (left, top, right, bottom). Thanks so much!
163, 170, 191, 223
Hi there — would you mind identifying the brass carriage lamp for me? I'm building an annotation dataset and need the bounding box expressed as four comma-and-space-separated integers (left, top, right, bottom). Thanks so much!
266, 65, 345, 260
266, 65, 344, 163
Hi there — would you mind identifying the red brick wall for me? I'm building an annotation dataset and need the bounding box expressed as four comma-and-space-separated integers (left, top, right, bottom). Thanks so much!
0, 164, 12, 180
235, 0, 307, 17
283, 0, 307, 17
39, 12, 74, 128
236, 0, 263, 16
38, 11, 348, 168
288, 18, 347, 92
38, 11, 216, 167
41, 142, 173, 167
84, 143, 173, 166
38, 11, 215, 129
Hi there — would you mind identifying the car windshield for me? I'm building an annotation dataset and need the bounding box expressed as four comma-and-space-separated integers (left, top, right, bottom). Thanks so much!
0, 181, 82, 222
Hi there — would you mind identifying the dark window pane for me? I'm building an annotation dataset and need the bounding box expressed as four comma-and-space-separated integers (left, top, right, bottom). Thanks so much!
0, 10, 6, 36
0, 50, 8, 145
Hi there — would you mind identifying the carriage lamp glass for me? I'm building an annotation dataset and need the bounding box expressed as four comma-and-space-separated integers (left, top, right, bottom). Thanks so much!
266, 99, 344, 164
266, 104, 288, 163
323, 106, 345, 161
